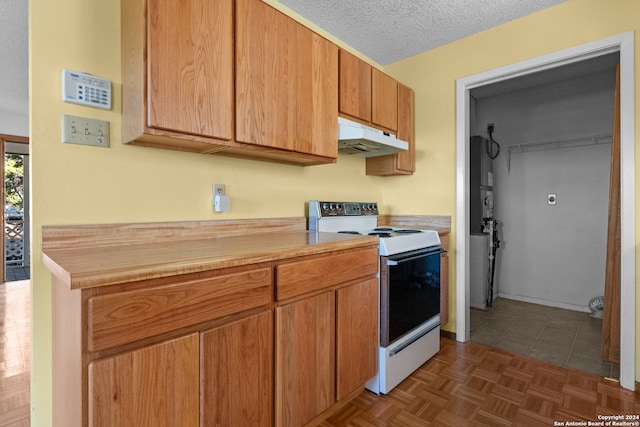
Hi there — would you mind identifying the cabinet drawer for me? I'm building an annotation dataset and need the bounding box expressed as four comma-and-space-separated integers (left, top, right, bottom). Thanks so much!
88, 268, 272, 352
275, 247, 378, 300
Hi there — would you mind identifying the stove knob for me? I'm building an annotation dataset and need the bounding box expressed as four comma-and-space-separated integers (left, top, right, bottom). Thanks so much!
372, 203, 377, 212
336, 203, 342, 211
322, 203, 329, 211
329, 203, 336, 210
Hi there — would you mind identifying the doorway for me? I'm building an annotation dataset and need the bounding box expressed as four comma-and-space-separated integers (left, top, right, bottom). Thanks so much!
455, 33, 636, 390
466, 53, 618, 377
0, 135, 29, 282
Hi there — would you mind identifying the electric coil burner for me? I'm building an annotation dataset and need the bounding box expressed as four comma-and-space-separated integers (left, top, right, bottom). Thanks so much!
308, 200, 444, 394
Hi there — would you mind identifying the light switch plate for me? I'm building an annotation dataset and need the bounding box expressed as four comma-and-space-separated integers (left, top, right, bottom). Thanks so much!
62, 114, 110, 147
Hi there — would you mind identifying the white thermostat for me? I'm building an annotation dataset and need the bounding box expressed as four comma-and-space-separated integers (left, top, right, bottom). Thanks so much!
62, 69, 111, 110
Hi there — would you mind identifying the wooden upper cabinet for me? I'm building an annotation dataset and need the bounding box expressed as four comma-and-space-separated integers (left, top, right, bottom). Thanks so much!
122, 0, 337, 165
338, 49, 399, 133
372, 68, 398, 131
339, 49, 372, 122
396, 83, 415, 172
147, 0, 233, 139
235, 0, 338, 158
366, 82, 415, 175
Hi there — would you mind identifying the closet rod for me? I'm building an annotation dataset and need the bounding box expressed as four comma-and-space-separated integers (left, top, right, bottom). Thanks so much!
506, 133, 612, 173
506, 133, 612, 154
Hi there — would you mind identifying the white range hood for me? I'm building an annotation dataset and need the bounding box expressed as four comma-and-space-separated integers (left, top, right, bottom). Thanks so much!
338, 117, 409, 157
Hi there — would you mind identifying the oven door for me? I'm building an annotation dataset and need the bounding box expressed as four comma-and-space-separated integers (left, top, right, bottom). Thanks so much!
380, 246, 446, 347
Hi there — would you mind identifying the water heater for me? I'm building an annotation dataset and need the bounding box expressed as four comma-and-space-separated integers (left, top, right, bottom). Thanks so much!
470, 135, 494, 234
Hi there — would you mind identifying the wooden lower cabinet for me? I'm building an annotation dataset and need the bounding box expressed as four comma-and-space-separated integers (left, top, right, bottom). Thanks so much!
88, 311, 273, 427
275, 291, 335, 427
88, 334, 200, 427
440, 234, 450, 326
275, 277, 378, 426
47, 242, 378, 427
336, 278, 378, 400
202, 311, 273, 427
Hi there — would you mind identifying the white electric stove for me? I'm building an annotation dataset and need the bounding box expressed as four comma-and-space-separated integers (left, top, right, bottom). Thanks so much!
308, 200, 443, 394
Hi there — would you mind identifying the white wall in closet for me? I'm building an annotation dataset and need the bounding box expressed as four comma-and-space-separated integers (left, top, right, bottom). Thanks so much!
474, 68, 617, 311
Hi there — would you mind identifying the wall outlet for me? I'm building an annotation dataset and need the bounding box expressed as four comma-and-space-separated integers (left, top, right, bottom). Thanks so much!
62, 114, 110, 147
548, 193, 557, 205
213, 184, 229, 212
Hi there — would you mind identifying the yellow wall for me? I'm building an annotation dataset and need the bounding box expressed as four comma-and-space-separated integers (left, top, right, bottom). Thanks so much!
30, 0, 639, 425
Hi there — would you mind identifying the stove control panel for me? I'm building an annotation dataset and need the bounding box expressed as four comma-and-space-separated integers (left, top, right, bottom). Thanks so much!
316, 201, 378, 217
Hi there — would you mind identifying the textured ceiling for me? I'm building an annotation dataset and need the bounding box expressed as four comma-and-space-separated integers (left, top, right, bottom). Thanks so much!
279, 0, 568, 65
0, 0, 28, 116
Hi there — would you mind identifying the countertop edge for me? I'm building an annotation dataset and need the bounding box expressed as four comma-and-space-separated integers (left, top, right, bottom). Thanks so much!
43, 231, 379, 290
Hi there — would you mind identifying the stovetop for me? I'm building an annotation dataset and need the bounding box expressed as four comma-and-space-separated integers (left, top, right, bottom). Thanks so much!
338, 227, 426, 238
308, 200, 441, 256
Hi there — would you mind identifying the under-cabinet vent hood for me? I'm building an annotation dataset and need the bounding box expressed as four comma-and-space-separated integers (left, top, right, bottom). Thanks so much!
338, 117, 409, 158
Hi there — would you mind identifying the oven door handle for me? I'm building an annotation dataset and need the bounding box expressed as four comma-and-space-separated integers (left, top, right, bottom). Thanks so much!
386, 247, 447, 266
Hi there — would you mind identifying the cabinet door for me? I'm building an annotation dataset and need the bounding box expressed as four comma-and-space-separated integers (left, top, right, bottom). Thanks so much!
147, 0, 233, 140
202, 311, 273, 427
336, 278, 378, 400
88, 334, 199, 427
275, 292, 335, 427
372, 68, 398, 131
236, 0, 338, 157
396, 82, 415, 173
338, 49, 372, 122
366, 82, 415, 176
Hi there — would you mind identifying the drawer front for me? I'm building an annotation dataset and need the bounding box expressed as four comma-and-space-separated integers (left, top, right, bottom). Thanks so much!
88, 268, 272, 352
275, 247, 378, 301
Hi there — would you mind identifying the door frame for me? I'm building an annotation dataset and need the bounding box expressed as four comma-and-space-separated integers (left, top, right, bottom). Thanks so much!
0, 134, 29, 282
455, 32, 636, 389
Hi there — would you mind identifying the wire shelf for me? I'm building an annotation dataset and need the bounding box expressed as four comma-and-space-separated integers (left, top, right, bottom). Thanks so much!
505, 133, 612, 172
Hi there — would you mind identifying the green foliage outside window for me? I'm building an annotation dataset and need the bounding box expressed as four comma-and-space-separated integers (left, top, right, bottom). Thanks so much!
5, 154, 24, 212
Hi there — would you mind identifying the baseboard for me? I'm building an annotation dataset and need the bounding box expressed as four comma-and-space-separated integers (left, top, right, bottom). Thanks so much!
440, 329, 456, 340
498, 292, 590, 313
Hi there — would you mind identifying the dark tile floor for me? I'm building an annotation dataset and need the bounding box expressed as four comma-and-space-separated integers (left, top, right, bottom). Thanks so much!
5, 265, 30, 282
470, 297, 620, 378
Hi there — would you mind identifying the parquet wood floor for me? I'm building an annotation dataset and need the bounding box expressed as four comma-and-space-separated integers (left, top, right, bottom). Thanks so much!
319, 338, 640, 426
0, 280, 30, 427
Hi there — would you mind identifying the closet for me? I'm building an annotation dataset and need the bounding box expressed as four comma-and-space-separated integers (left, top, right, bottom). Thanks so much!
468, 52, 620, 375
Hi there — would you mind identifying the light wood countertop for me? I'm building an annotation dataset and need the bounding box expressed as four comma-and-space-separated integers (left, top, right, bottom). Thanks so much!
378, 214, 451, 235
42, 229, 378, 290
